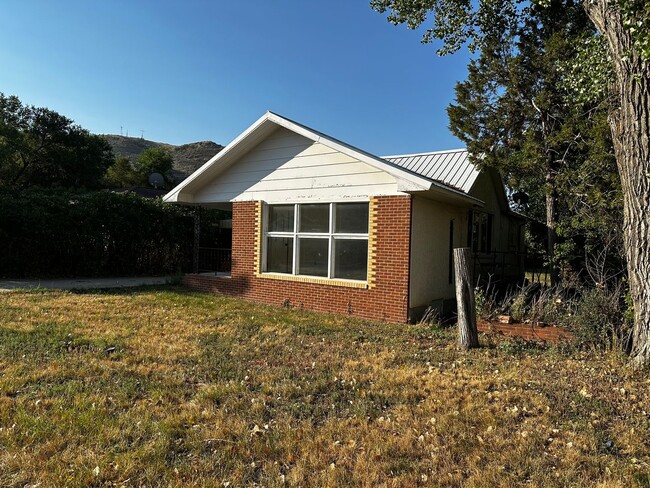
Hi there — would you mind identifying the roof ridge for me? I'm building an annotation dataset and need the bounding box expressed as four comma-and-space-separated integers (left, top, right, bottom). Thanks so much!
382, 148, 467, 159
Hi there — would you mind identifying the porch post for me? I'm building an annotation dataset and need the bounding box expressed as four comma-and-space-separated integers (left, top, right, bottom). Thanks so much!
193, 206, 201, 274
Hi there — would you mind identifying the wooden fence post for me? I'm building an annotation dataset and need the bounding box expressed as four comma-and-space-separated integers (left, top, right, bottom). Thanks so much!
454, 247, 479, 349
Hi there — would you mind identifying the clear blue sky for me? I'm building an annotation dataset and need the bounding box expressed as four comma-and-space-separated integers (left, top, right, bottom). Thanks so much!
0, 1, 471, 156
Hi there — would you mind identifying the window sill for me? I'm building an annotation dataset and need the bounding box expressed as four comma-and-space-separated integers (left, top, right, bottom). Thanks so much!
257, 272, 368, 289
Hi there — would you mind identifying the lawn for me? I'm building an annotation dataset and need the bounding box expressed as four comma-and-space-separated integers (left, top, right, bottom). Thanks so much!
0, 287, 648, 487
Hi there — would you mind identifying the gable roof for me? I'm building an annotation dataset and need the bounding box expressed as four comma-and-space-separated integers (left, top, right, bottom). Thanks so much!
163, 112, 483, 205
383, 149, 479, 193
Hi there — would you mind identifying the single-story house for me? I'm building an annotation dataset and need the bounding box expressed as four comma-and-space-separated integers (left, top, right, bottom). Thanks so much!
164, 112, 525, 323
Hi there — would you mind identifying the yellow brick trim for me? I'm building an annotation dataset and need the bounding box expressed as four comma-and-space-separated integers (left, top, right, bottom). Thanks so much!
259, 273, 368, 289
367, 197, 378, 289
254, 201, 263, 276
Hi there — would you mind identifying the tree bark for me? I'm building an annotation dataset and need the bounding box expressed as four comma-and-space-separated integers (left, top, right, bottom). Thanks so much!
545, 167, 559, 286
454, 247, 479, 349
584, 0, 650, 367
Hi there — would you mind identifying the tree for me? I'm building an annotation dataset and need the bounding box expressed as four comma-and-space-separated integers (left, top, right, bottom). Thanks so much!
103, 156, 140, 188
371, 0, 650, 367
136, 147, 174, 186
0, 93, 114, 189
445, 1, 621, 283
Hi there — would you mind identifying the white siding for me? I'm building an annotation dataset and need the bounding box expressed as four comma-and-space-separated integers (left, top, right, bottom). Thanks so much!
193, 127, 404, 204
409, 197, 467, 310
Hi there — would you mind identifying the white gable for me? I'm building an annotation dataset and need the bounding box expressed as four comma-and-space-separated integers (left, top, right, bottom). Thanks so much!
193, 127, 402, 204
164, 112, 483, 206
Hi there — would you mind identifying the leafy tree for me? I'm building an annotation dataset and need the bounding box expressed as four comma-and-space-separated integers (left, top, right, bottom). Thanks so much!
445, 1, 621, 283
0, 93, 114, 189
103, 156, 140, 188
372, 0, 650, 367
136, 147, 174, 186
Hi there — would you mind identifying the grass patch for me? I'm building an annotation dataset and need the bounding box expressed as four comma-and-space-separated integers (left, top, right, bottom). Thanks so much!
0, 287, 648, 486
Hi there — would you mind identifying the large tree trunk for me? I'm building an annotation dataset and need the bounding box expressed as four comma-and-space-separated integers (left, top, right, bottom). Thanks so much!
584, 1, 650, 367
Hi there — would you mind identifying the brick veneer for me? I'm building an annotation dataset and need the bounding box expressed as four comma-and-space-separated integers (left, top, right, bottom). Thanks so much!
477, 320, 572, 343
182, 195, 413, 322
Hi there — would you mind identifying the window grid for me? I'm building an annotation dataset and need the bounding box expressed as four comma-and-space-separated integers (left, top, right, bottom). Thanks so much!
264, 203, 368, 281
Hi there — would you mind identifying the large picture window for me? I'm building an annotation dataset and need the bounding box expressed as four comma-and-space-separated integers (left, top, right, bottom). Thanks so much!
264, 202, 369, 281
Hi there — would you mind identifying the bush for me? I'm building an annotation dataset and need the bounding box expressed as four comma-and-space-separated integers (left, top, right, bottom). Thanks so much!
566, 286, 630, 351
473, 280, 631, 351
0, 188, 219, 278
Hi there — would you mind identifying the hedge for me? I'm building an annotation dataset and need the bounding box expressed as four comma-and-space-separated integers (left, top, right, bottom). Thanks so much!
0, 188, 208, 278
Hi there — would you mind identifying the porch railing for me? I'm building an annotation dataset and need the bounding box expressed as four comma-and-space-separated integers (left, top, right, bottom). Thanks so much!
198, 247, 231, 274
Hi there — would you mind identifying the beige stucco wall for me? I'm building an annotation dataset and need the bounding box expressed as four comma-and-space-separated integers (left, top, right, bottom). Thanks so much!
468, 169, 524, 281
408, 196, 467, 313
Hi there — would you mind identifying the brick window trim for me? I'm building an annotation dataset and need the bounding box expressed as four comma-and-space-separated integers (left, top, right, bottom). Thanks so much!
254, 199, 379, 289
255, 271, 369, 289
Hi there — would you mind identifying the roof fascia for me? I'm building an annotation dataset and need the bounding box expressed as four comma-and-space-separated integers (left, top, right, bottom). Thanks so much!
163, 112, 275, 203
265, 112, 433, 192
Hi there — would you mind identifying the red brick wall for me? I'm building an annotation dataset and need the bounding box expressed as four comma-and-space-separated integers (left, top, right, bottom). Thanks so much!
182, 196, 412, 322
477, 320, 572, 343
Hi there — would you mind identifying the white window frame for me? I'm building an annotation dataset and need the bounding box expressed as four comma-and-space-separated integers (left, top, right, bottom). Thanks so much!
263, 202, 369, 281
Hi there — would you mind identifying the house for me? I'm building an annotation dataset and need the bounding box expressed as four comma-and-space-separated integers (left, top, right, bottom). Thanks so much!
163, 112, 525, 323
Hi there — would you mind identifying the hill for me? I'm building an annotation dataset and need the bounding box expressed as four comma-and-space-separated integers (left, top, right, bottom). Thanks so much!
102, 135, 223, 181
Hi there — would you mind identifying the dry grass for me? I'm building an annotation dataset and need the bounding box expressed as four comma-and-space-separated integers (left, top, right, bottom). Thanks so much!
0, 287, 648, 487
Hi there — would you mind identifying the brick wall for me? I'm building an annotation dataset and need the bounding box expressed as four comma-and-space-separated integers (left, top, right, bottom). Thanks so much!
477, 320, 572, 343
182, 195, 413, 323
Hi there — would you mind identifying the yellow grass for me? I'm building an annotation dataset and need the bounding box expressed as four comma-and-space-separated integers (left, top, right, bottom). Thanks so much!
0, 287, 648, 487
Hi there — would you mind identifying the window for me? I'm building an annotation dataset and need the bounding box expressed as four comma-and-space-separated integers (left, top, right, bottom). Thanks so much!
469, 210, 493, 253
264, 202, 369, 281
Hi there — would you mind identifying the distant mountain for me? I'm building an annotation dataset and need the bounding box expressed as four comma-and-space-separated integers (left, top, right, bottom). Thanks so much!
102, 135, 223, 182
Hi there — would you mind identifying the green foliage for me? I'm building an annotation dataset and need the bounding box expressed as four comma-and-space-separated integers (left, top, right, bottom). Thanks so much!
444, 1, 622, 272
557, 34, 613, 106
0, 188, 197, 277
0, 93, 114, 189
371, 0, 524, 55
136, 147, 174, 185
102, 156, 140, 188
568, 287, 629, 350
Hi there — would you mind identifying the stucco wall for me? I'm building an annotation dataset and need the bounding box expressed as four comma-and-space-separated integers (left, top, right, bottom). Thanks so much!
408, 196, 467, 317
467, 169, 524, 281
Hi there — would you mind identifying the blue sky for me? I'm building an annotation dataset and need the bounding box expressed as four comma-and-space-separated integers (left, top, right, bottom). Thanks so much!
0, 1, 471, 156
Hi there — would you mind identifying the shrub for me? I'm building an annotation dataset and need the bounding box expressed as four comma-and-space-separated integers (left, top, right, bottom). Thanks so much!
0, 188, 225, 278
565, 286, 630, 351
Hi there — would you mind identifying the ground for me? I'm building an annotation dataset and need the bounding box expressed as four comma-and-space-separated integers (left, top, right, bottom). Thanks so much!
0, 287, 648, 487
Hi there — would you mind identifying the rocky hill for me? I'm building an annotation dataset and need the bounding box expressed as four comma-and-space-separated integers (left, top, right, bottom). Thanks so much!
102, 135, 223, 181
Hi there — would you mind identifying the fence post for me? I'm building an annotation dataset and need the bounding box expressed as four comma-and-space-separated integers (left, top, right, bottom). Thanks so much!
193, 207, 201, 274
454, 247, 479, 349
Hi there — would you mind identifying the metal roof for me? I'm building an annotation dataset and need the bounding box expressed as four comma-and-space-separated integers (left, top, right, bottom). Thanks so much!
382, 149, 479, 194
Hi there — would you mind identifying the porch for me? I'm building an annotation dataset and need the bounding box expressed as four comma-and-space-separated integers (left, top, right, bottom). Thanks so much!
191, 205, 233, 276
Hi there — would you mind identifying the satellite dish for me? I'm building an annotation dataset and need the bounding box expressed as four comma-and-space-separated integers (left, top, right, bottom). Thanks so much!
148, 172, 165, 189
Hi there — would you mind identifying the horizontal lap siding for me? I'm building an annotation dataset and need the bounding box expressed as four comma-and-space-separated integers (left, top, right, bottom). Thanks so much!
183, 196, 412, 323
194, 127, 400, 204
